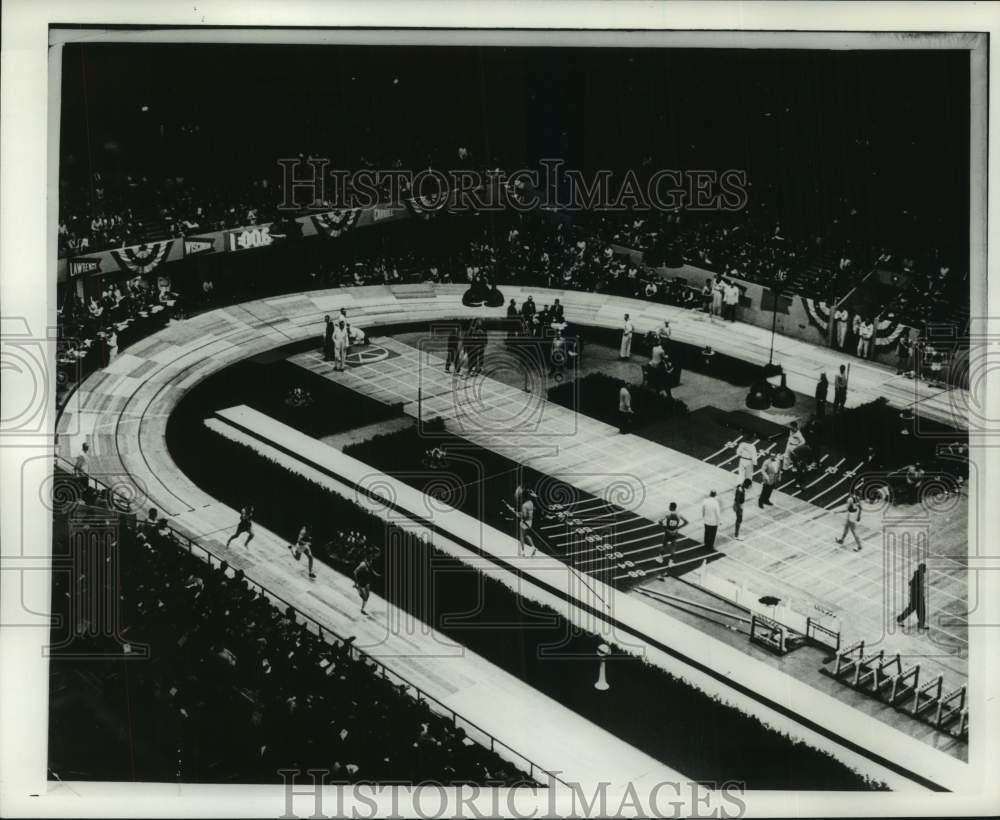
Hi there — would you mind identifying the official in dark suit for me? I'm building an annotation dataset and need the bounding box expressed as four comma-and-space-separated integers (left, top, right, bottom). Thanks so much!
896, 563, 928, 629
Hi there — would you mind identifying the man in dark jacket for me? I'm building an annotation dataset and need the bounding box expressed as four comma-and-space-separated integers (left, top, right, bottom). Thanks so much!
815, 373, 829, 418
323, 315, 334, 361
896, 563, 927, 629
445, 326, 460, 373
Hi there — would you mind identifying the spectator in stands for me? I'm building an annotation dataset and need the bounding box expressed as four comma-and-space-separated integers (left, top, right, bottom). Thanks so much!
896, 332, 914, 376
903, 461, 926, 504
74, 442, 90, 480
551, 298, 564, 324
857, 316, 875, 359
202, 277, 215, 308
105, 325, 118, 365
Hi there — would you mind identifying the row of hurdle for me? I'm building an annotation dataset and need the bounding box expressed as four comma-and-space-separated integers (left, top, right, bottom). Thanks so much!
826, 641, 968, 740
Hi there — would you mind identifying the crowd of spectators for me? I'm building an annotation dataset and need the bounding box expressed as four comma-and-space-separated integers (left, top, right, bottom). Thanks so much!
578, 202, 966, 323
56, 198, 969, 410
57, 144, 509, 257
57, 273, 180, 393
53, 474, 528, 784
871, 251, 968, 328
59, 158, 968, 342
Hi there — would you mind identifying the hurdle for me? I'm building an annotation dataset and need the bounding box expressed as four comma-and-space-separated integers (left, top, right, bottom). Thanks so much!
831, 640, 864, 680
955, 708, 969, 739
912, 674, 944, 718
888, 664, 920, 707
750, 613, 790, 655
805, 617, 841, 653
853, 649, 886, 689
871, 652, 902, 695
935, 685, 966, 730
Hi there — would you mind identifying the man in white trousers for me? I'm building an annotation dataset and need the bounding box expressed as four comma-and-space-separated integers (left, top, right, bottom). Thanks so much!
332, 319, 349, 371
702, 490, 722, 551
736, 439, 759, 484
619, 313, 634, 360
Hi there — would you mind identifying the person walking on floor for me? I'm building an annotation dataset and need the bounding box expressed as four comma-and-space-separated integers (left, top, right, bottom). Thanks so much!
758, 453, 780, 508
618, 380, 634, 433
619, 313, 634, 360
833, 364, 849, 412
782, 421, 805, 472
323, 314, 334, 361
701, 279, 714, 320
732, 479, 750, 540
896, 562, 928, 630
702, 489, 722, 551
835, 493, 864, 551
445, 325, 460, 373
815, 373, 829, 419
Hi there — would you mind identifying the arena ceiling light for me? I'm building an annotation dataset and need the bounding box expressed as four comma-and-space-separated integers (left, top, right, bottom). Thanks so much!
746, 379, 771, 410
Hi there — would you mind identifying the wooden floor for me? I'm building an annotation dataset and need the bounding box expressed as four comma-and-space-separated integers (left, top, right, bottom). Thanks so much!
204, 403, 963, 789
54, 285, 973, 787
290, 334, 968, 754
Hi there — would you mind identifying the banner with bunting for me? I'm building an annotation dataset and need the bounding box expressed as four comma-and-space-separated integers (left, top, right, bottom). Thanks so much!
109, 240, 176, 275
803, 297, 913, 348
310, 208, 361, 238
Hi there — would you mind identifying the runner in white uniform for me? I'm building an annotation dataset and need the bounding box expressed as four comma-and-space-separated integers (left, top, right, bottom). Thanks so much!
835, 494, 863, 551
288, 524, 317, 579
736, 440, 759, 484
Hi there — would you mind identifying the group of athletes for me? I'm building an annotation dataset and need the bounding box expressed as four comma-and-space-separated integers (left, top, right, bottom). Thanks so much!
225, 506, 381, 613
444, 319, 488, 378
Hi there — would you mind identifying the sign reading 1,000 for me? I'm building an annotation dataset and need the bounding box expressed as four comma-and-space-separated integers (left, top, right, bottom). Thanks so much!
225, 224, 274, 252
